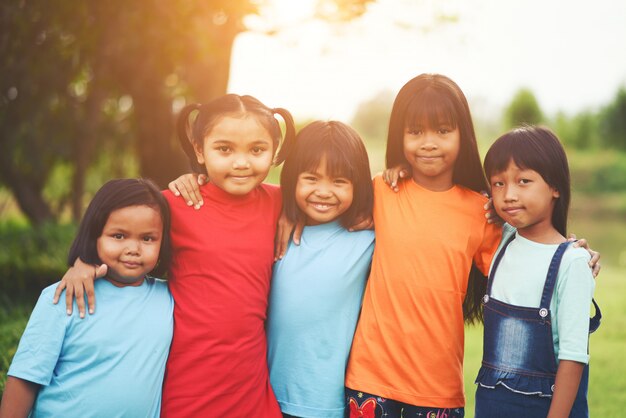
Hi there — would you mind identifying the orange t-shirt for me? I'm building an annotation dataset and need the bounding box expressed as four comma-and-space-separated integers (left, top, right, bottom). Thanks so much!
345, 176, 502, 408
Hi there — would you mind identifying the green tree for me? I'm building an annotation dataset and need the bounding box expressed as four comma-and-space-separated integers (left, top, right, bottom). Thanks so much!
1, 0, 374, 225
351, 90, 395, 143
504, 88, 544, 129
599, 87, 626, 150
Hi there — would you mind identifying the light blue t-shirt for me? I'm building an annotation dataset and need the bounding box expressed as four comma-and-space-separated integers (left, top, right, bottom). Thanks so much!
267, 221, 375, 418
8, 277, 174, 418
490, 224, 595, 364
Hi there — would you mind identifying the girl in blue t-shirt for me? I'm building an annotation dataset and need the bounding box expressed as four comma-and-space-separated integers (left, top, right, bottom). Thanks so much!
266, 120, 375, 418
0, 178, 174, 418
474, 126, 600, 418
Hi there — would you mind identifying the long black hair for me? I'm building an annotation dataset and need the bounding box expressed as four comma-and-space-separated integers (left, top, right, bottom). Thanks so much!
386, 74, 490, 324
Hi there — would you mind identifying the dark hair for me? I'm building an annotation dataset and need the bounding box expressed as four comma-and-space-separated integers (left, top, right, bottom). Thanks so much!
68, 178, 172, 277
484, 125, 571, 236
385, 73, 488, 193
177, 94, 296, 174
279, 121, 373, 229
386, 74, 490, 325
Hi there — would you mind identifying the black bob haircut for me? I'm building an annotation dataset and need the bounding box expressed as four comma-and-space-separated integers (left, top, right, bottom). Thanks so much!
67, 178, 172, 277
280, 120, 373, 229
484, 125, 571, 237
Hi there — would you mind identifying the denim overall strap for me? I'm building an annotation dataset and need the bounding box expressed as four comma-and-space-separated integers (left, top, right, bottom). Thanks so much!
538, 241, 572, 314
485, 234, 516, 298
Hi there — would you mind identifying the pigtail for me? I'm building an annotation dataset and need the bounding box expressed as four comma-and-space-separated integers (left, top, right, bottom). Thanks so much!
176, 103, 206, 174
272, 107, 297, 166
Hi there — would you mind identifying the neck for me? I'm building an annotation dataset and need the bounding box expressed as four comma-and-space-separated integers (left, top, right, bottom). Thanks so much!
411, 171, 454, 192
517, 225, 566, 244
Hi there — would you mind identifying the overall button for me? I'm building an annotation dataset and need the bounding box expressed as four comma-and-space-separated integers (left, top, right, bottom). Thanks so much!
482, 295, 489, 304
539, 308, 549, 318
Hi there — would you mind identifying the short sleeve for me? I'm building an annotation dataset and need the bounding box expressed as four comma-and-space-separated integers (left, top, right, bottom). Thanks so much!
554, 252, 595, 364
8, 286, 68, 386
473, 220, 503, 277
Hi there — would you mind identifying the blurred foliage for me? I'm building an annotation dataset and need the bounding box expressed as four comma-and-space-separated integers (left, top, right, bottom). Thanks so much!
598, 87, 626, 150
504, 88, 544, 128
0, 221, 75, 299
1, 0, 373, 226
351, 89, 395, 144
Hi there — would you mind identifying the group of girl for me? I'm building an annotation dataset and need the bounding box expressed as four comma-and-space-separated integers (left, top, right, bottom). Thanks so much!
0, 74, 600, 418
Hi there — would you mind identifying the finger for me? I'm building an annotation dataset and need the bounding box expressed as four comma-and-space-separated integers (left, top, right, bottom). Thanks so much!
592, 262, 601, 278
589, 250, 600, 267
568, 233, 578, 241
53, 280, 67, 304
349, 217, 374, 231
85, 280, 96, 315
176, 179, 202, 207
65, 282, 74, 315
168, 180, 181, 197
198, 174, 209, 185
572, 238, 586, 247
274, 223, 289, 261
399, 169, 408, 178
75, 285, 86, 319
95, 264, 108, 278
293, 222, 304, 246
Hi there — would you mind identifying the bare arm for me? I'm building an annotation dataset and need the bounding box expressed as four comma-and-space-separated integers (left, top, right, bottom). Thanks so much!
0, 377, 39, 418
547, 360, 585, 418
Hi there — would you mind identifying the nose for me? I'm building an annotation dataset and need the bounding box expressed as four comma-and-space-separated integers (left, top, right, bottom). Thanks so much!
314, 182, 332, 198
233, 155, 250, 170
125, 239, 140, 255
420, 131, 438, 150
503, 185, 518, 202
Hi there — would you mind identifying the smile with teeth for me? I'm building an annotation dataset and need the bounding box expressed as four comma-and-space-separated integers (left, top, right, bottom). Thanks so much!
308, 201, 336, 211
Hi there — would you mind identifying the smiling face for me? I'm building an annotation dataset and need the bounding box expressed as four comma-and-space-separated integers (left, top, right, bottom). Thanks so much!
295, 156, 354, 226
403, 123, 460, 191
194, 115, 274, 196
96, 205, 163, 287
490, 160, 562, 242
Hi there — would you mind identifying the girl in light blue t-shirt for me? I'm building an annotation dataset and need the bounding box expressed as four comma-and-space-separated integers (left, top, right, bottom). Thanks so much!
266, 121, 375, 418
475, 126, 600, 418
0, 179, 174, 418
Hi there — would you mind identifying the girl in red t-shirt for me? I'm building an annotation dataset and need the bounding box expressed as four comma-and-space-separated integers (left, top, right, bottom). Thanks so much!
54, 94, 296, 418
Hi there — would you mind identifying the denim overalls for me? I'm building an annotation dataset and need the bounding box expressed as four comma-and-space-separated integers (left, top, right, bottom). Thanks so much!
475, 236, 601, 418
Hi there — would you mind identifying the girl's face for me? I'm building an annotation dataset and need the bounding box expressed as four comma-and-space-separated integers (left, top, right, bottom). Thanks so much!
96, 205, 163, 287
295, 156, 354, 226
402, 122, 460, 191
490, 160, 561, 241
194, 115, 274, 195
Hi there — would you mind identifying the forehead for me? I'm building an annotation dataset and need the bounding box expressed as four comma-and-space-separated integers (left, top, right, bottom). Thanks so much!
205, 115, 273, 144
105, 205, 162, 229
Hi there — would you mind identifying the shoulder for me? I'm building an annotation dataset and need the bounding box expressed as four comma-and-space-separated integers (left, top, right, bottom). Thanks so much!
259, 183, 281, 201
562, 244, 592, 266
455, 185, 489, 205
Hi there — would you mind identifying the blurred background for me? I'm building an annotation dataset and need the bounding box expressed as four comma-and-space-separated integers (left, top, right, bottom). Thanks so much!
1, 0, 625, 414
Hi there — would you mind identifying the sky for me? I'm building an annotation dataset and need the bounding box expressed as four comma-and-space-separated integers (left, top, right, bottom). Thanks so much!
228, 0, 626, 123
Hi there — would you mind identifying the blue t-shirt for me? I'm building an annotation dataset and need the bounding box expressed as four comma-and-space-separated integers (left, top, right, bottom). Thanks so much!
8, 278, 174, 418
267, 221, 375, 418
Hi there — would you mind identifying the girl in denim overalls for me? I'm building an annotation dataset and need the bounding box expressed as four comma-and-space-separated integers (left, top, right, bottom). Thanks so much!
475, 126, 600, 418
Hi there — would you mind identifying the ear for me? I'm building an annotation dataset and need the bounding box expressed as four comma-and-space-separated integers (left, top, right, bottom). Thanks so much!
552, 188, 560, 199
192, 141, 205, 165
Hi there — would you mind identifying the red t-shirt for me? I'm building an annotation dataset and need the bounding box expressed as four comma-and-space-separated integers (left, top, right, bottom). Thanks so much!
161, 183, 282, 417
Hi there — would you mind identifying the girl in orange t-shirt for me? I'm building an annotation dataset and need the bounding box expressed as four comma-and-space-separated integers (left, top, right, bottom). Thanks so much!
344, 74, 502, 418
